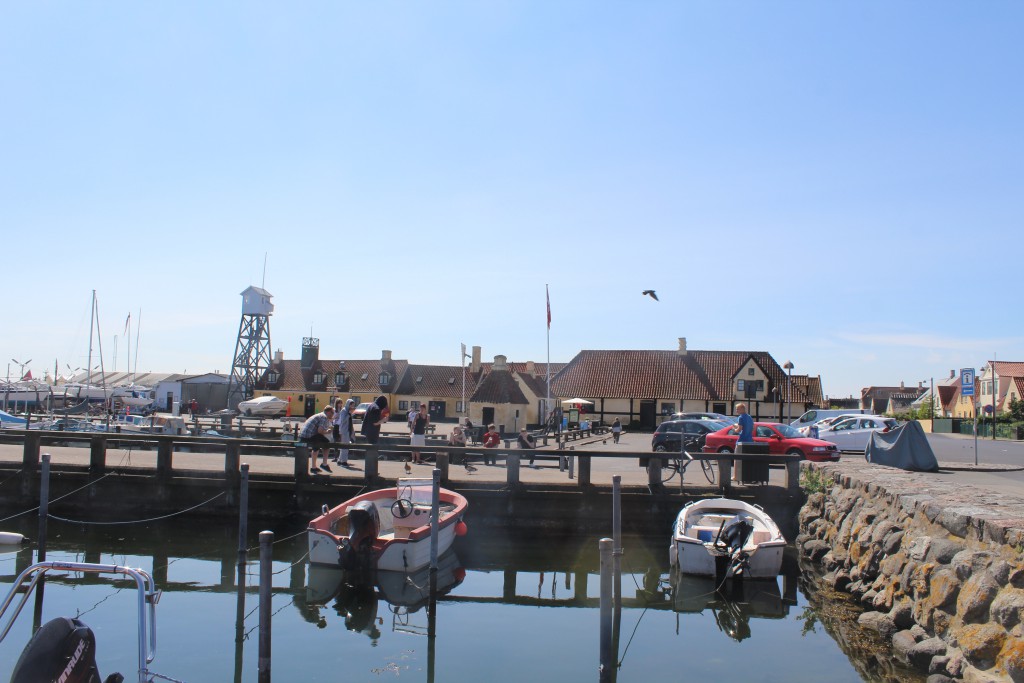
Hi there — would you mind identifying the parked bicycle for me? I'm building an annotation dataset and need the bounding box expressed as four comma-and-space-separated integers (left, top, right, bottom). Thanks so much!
648, 435, 717, 485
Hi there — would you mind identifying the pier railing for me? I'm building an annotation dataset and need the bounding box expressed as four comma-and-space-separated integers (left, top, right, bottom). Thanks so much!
4, 429, 803, 499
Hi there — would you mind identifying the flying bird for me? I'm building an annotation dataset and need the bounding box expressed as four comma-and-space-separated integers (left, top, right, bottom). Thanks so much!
642, 290, 659, 301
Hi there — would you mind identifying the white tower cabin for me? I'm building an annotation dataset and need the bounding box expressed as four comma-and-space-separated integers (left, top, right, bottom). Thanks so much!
227, 286, 274, 409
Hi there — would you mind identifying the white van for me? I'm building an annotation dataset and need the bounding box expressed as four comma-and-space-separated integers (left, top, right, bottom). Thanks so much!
790, 409, 870, 432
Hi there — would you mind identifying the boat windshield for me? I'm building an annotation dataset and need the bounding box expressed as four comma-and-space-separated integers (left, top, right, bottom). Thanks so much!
396, 478, 436, 506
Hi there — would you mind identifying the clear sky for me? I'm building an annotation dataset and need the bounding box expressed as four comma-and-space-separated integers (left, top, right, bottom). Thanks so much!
2, 2, 1021, 398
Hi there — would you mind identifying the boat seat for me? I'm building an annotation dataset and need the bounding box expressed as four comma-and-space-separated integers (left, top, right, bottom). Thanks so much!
750, 530, 773, 545
687, 526, 724, 542
393, 527, 411, 540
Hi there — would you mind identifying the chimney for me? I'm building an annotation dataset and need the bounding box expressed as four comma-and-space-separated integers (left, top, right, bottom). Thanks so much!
900, 381, 905, 390
274, 349, 284, 363
300, 337, 320, 369
950, 369, 955, 379
678, 337, 687, 355
471, 345, 481, 373
526, 360, 535, 376
381, 350, 392, 362
493, 355, 508, 371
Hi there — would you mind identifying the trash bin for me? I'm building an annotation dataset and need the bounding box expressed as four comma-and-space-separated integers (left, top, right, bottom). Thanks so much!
736, 442, 770, 484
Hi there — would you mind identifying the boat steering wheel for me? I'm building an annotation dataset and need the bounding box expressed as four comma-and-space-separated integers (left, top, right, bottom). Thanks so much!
391, 498, 415, 519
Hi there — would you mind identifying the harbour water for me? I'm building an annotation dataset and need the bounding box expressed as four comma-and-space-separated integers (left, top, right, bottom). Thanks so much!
0, 516, 924, 682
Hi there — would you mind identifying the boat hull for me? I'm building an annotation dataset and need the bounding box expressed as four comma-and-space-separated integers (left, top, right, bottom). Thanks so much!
669, 498, 786, 579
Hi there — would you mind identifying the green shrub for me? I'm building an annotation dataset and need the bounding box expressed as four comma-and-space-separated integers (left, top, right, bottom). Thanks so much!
801, 467, 831, 495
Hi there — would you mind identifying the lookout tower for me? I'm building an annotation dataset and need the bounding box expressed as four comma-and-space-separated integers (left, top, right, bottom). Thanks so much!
226, 286, 274, 409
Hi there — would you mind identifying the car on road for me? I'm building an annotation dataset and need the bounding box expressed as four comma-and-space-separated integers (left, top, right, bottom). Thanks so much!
703, 422, 841, 462
816, 415, 898, 451
651, 419, 728, 452
352, 402, 374, 421
672, 412, 738, 425
797, 413, 872, 436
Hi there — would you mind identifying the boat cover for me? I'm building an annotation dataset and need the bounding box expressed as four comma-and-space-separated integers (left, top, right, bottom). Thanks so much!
865, 420, 938, 472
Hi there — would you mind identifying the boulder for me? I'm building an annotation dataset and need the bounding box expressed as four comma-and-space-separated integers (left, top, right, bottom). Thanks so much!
958, 572, 1000, 624
802, 539, 830, 562
992, 589, 1024, 630
926, 539, 965, 564
890, 599, 916, 629
858, 610, 897, 640
952, 550, 997, 582
883, 530, 905, 555
958, 623, 1007, 670
908, 637, 948, 671
907, 536, 933, 561
1000, 637, 1024, 683
893, 629, 920, 663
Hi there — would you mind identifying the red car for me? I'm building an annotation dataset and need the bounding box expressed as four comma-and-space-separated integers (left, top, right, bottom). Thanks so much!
703, 422, 841, 462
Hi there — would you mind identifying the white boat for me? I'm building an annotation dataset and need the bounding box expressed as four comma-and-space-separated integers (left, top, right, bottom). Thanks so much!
111, 385, 156, 410
308, 478, 468, 572
237, 395, 288, 417
669, 498, 786, 579
0, 381, 52, 408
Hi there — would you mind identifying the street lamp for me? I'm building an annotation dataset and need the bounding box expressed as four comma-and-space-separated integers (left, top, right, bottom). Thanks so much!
783, 361, 794, 423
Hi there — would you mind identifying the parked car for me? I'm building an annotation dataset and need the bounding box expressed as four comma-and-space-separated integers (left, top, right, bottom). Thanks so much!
352, 402, 374, 421
672, 412, 738, 425
703, 422, 841, 462
796, 413, 871, 436
789, 408, 870, 432
651, 419, 727, 452
815, 416, 898, 451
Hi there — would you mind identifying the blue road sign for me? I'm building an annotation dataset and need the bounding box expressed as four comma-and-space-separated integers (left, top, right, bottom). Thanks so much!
961, 368, 975, 397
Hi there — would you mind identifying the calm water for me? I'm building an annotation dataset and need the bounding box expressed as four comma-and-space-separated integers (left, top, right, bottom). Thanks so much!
0, 516, 921, 682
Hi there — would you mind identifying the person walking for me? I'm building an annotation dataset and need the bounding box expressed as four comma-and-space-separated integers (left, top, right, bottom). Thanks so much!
409, 402, 429, 465
300, 405, 334, 474
482, 424, 500, 465
333, 398, 356, 467
518, 427, 537, 468
611, 418, 622, 443
360, 396, 389, 445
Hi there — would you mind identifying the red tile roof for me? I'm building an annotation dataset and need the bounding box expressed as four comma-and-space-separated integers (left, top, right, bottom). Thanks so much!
991, 361, 1024, 377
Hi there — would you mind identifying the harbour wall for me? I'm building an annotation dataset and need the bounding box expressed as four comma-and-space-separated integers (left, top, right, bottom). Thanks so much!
797, 461, 1024, 683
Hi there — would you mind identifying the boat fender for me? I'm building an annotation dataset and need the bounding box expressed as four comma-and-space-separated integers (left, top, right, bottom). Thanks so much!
0, 531, 27, 545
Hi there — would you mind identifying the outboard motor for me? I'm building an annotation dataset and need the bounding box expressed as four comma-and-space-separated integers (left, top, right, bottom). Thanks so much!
9, 616, 124, 683
716, 514, 755, 578
338, 500, 380, 572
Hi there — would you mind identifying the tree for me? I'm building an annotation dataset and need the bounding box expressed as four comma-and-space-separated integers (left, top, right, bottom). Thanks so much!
1009, 396, 1024, 422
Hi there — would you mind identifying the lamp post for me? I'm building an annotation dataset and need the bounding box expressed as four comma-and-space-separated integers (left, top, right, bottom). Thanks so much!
783, 361, 794, 422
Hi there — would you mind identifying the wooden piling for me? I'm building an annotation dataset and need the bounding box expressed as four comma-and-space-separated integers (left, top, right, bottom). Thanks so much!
258, 530, 273, 683
599, 537, 614, 683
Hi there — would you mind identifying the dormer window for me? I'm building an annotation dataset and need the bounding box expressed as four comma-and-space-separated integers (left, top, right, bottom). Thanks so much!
313, 372, 325, 384
335, 372, 347, 386
379, 372, 391, 386
267, 372, 279, 384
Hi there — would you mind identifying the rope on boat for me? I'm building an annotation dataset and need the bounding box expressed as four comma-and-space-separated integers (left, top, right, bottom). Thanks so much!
47, 491, 226, 525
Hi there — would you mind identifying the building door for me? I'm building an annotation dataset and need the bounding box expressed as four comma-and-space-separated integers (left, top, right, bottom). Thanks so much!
428, 401, 445, 420
482, 407, 494, 427
639, 400, 656, 431
304, 395, 317, 417
166, 392, 174, 411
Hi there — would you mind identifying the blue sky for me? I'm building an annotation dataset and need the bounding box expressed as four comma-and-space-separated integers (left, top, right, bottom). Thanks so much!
2, 1, 1021, 398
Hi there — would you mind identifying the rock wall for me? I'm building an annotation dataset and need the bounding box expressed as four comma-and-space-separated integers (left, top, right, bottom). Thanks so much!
797, 462, 1024, 683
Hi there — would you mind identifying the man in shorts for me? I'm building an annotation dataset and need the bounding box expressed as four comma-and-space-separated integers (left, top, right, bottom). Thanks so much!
299, 405, 334, 474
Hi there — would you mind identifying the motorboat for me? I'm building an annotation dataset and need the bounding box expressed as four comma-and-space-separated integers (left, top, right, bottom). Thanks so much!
308, 478, 468, 572
0, 409, 27, 428
0, 381, 52, 409
669, 498, 786, 579
112, 385, 156, 410
237, 395, 288, 417
0, 560, 181, 683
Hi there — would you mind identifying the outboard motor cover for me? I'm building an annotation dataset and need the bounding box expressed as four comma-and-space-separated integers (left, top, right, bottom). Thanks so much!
338, 500, 380, 571
9, 616, 115, 683
720, 515, 754, 555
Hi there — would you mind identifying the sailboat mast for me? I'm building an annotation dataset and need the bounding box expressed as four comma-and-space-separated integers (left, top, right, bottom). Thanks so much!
86, 290, 95, 386
133, 308, 141, 383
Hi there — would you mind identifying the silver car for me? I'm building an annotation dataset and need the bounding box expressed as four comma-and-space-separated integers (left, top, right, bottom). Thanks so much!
816, 415, 899, 451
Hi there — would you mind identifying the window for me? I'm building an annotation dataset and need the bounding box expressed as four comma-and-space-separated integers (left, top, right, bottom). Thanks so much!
267, 372, 279, 384
335, 372, 346, 386
379, 372, 391, 386
712, 403, 726, 414
755, 426, 774, 438
352, 396, 361, 404
661, 402, 676, 415
398, 401, 409, 410
361, 373, 368, 381
737, 380, 745, 391
748, 368, 755, 376
312, 372, 324, 384
456, 401, 464, 412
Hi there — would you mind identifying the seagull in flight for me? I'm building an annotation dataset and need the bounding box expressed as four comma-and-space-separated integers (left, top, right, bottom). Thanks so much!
642, 290, 659, 301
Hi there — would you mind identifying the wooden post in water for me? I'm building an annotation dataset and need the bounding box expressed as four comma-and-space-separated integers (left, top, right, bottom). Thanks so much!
647, 456, 662, 489
612, 476, 622, 610
156, 436, 173, 484
785, 458, 801, 495
599, 537, 614, 683
37, 453, 50, 562
258, 530, 273, 683
21, 431, 40, 497
506, 452, 520, 487
579, 454, 592, 487
436, 450, 450, 484
364, 446, 379, 481
238, 464, 250, 562
225, 441, 241, 505
294, 444, 309, 481
430, 468, 440, 571
88, 434, 106, 477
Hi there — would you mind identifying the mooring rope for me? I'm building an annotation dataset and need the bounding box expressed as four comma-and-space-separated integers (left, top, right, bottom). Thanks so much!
47, 491, 226, 525
0, 472, 117, 525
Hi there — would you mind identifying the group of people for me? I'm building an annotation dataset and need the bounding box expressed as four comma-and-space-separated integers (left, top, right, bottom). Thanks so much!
298, 397, 547, 475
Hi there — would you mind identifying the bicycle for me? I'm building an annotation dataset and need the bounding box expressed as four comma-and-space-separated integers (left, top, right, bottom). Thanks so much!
649, 437, 717, 485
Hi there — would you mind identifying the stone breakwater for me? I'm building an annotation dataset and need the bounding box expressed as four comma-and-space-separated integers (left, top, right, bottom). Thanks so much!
797, 461, 1024, 683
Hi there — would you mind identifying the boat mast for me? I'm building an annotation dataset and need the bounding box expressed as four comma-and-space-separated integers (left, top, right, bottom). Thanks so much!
133, 308, 141, 383
86, 290, 95, 389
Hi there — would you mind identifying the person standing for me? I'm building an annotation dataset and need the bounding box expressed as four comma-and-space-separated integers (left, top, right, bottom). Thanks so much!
409, 402, 429, 465
333, 398, 356, 467
300, 405, 334, 474
482, 423, 500, 465
360, 395, 389, 445
736, 403, 754, 444
611, 418, 622, 444
517, 427, 537, 468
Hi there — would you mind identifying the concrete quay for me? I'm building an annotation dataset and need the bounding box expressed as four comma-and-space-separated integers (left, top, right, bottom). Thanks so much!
799, 457, 1024, 682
